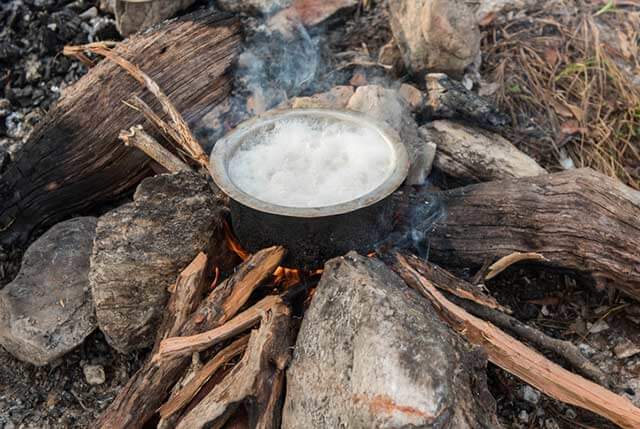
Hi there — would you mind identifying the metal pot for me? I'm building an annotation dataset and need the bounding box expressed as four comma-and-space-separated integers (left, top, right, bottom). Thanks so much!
209, 109, 409, 269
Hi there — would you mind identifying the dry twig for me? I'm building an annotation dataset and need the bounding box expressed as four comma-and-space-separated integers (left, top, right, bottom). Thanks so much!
484, 251, 547, 280
63, 42, 209, 169
119, 125, 191, 173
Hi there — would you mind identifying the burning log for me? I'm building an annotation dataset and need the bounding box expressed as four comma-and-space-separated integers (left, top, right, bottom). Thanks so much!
96, 246, 285, 429
0, 9, 241, 247
401, 168, 640, 300
392, 253, 640, 429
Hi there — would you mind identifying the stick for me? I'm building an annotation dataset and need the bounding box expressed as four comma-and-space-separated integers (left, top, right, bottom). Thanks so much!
96, 246, 286, 429
157, 295, 283, 360
392, 253, 640, 429
405, 255, 607, 385
119, 125, 191, 173
158, 335, 250, 422
485, 252, 547, 280
63, 42, 209, 169
124, 95, 185, 153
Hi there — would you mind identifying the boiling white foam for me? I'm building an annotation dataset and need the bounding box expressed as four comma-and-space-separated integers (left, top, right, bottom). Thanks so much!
228, 118, 394, 208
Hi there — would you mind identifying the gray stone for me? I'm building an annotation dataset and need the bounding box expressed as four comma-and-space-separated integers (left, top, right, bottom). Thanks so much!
90, 171, 226, 353
114, 0, 196, 36
521, 385, 541, 404
347, 85, 434, 185
282, 252, 499, 428
0, 217, 98, 366
388, 0, 481, 77
420, 120, 546, 183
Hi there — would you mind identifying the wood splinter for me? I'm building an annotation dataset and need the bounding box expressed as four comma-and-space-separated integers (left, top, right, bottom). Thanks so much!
119, 125, 191, 173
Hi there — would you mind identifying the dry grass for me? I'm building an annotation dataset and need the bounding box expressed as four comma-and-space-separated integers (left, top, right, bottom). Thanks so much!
482, 0, 640, 189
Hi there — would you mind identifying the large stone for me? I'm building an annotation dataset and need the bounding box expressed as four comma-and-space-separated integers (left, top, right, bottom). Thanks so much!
347, 85, 434, 185
90, 171, 227, 353
421, 120, 546, 183
0, 217, 98, 366
388, 0, 481, 77
283, 252, 499, 428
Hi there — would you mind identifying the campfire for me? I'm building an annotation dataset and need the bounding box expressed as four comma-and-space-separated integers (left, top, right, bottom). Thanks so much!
2, 2, 640, 429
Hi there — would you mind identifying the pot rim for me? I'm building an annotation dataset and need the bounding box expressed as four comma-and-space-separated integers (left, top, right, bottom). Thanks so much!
208, 108, 409, 218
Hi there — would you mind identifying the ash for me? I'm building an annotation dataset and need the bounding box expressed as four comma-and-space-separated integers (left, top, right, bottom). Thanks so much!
0, 0, 119, 169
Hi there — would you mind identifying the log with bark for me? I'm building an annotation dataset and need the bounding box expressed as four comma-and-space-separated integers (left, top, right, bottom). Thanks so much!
96, 246, 285, 429
398, 168, 640, 300
0, 9, 241, 247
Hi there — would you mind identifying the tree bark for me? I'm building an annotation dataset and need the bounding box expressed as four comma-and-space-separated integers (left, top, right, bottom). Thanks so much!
399, 169, 640, 299
0, 9, 241, 247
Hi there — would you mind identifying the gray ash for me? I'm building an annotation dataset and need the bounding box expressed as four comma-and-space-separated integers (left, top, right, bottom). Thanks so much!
0, 0, 120, 165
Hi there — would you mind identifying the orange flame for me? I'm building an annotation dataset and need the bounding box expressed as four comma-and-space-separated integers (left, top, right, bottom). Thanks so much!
223, 221, 250, 261
224, 221, 324, 289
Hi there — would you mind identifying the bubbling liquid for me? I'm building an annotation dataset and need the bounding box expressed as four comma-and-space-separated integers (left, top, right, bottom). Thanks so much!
228, 118, 394, 208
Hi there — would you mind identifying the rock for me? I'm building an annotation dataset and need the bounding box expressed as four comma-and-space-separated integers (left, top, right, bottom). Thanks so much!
521, 385, 541, 404
398, 83, 424, 112
90, 171, 228, 353
284, 85, 354, 109
347, 85, 434, 185
282, 252, 499, 428
614, 341, 640, 359
388, 0, 481, 77
425, 73, 510, 130
114, 0, 196, 36
83, 364, 106, 385
217, 0, 293, 15
268, 0, 357, 34
0, 217, 98, 366
420, 120, 546, 183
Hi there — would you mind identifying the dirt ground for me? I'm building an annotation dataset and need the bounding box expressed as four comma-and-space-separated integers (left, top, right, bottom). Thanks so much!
1, 1, 640, 428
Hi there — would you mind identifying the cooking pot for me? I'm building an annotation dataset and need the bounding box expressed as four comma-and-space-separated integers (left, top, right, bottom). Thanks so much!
209, 109, 409, 269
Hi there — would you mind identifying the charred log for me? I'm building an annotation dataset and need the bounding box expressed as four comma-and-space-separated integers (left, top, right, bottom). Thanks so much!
0, 9, 241, 247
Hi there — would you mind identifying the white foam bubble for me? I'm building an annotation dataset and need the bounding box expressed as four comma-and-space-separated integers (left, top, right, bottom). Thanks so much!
228, 118, 394, 208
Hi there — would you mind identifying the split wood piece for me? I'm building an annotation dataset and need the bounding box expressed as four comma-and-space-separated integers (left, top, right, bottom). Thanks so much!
403, 255, 608, 386
96, 246, 285, 429
64, 43, 208, 169
159, 335, 250, 422
157, 294, 283, 360
176, 300, 293, 429
119, 125, 191, 173
0, 9, 240, 247
393, 253, 640, 429
485, 252, 547, 281
424, 73, 510, 130
399, 254, 511, 314
401, 169, 640, 300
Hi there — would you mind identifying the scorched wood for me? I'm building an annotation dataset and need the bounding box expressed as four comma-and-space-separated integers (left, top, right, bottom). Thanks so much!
0, 9, 241, 247
400, 168, 640, 299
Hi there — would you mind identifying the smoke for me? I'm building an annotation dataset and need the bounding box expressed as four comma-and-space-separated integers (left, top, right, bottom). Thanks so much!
235, 19, 321, 113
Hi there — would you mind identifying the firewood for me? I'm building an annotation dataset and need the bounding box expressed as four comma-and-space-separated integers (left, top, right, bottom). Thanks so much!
393, 253, 640, 429
402, 254, 608, 385
157, 295, 284, 360
119, 125, 191, 173
175, 301, 293, 429
96, 246, 285, 429
401, 169, 640, 300
0, 9, 240, 247
484, 252, 547, 280
158, 335, 250, 422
